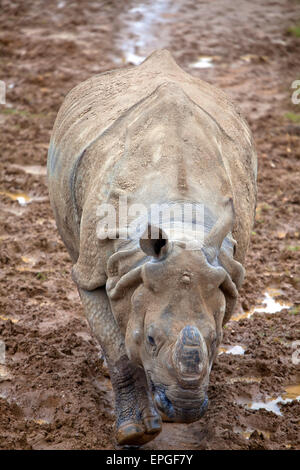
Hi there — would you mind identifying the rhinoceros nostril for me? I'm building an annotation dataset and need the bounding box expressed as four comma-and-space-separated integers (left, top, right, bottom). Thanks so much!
154, 387, 175, 421
173, 325, 208, 381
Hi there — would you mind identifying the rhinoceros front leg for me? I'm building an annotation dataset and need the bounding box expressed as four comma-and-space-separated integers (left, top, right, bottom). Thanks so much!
78, 287, 162, 446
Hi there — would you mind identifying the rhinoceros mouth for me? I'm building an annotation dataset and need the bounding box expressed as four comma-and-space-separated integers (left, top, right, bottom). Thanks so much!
154, 386, 209, 423
147, 372, 209, 423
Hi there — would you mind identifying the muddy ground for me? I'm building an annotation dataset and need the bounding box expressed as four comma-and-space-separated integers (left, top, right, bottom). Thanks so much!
0, 0, 300, 450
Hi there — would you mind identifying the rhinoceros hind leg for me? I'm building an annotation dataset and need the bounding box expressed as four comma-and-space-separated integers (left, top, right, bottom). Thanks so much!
78, 287, 161, 446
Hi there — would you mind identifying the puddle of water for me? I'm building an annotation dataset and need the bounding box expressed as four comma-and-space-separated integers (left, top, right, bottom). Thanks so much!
115, 1, 177, 65
240, 429, 252, 440
240, 384, 300, 416
0, 192, 48, 213
283, 384, 300, 400
234, 426, 271, 440
249, 397, 284, 416
227, 345, 246, 355
231, 288, 291, 321
0, 365, 13, 381
190, 57, 215, 69
30, 418, 50, 425
0, 191, 32, 206
12, 164, 47, 176
21, 256, 37, 266
0, 314, 19, 324
219, 344, 245, 355
254, 289, 291, 314
227, 376, 262, 385
16, 256, 37, 272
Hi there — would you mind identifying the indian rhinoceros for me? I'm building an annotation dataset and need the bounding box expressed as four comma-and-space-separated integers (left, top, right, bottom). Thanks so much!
47, 49, 257, 446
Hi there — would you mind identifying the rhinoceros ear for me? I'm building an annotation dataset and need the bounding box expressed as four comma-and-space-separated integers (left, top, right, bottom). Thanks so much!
204, 198, 235, 263
139, 224, 169, 259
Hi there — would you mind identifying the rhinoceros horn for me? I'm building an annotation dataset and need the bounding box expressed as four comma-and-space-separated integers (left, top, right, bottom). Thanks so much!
172, 326, 208, 382
204, 198, 235, 263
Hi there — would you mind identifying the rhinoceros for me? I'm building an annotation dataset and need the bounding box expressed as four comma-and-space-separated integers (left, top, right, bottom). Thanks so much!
47, 50, 257, 446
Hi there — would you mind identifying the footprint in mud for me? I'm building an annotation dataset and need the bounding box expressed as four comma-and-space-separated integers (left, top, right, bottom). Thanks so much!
143, 422, 205, 450
234, 426, 271, 440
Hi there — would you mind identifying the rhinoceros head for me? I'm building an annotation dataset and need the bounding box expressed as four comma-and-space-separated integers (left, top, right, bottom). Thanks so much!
119, 199, 241, 423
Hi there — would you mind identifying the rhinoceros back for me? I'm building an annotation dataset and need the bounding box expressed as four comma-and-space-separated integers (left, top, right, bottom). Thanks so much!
47, 49, 257, 272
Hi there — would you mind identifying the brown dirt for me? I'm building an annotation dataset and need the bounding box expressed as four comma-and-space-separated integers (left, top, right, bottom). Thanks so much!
0, 0, 299, 450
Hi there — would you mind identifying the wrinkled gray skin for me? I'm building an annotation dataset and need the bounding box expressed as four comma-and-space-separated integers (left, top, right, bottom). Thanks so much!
47, 50, 257, 446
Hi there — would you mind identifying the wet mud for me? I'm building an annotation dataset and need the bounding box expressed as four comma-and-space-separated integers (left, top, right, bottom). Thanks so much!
0, 0, 299, 450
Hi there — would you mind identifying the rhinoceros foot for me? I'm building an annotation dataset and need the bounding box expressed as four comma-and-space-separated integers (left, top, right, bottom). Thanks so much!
115, 400, 162, 446
112, 358, 162, 446
116, 414, 162, 446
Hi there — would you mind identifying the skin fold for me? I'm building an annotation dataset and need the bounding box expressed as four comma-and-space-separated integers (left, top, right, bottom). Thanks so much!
47, 50, 257, 446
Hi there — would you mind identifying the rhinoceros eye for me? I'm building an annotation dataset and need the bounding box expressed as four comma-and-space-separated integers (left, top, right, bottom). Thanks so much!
147, 335, 156, 347
146, 325, 164, 355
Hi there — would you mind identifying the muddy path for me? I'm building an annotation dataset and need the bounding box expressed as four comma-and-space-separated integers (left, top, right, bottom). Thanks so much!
0, 0, 299, 450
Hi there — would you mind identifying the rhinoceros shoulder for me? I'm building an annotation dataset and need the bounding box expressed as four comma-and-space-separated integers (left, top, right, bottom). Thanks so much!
51, 49, 254, 174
